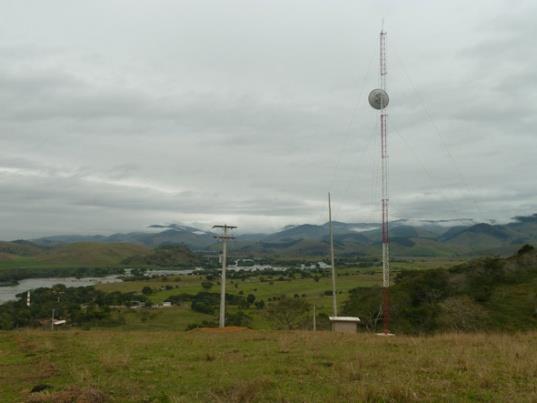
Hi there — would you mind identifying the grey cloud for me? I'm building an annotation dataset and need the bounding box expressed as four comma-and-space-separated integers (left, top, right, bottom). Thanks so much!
0, 1, 536, 239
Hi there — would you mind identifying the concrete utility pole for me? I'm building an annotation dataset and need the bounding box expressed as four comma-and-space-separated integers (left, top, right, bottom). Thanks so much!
51, 308, 55, 331
328, 192, 337, 317
213, 224, 236, 328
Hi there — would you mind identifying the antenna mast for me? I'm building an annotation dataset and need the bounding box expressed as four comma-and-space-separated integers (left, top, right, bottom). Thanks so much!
379, 29, 390, 335
369, 28, 391, 335
213, 224, 236, 328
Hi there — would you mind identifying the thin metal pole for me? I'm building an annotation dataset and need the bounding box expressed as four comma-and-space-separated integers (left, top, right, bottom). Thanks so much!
219, 226, 228, 328
51, 308, 55, 331
328, 192, 337, 317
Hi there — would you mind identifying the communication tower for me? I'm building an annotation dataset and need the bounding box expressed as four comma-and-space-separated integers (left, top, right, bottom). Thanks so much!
368, 29, 392, 335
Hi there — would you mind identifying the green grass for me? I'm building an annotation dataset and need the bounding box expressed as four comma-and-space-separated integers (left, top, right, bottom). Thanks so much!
93, 262, 465, 331
114, 306, 215, 331
484, 277, 537, 331
1, 330, 536, 402
391, 258, 466, 270
95, 271, 380, 330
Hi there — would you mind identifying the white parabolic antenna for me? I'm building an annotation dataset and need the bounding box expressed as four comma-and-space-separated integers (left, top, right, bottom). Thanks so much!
368, 88, 389, 110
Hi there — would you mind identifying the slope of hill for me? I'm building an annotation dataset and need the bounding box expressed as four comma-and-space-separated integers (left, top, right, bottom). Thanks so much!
343, 245, 537, 333
33, 227, 216, 250
36, 242, 151, 267
0, 241, 47, 260
0, 242, 151, 269
122, 244, 200, 268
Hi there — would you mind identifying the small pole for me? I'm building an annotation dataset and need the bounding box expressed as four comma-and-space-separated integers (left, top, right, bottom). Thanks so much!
328, 193, 337, 317
220, 229, 228, 328
51, 308, 55, 331
313, 304, 317, 331
26, 291, 31, 307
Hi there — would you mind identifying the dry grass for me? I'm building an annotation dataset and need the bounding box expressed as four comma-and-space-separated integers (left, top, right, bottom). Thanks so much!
1, 330, 536, 402
209, 377, 275, 403
26, 386, 106, 403
189, 326, 251, 334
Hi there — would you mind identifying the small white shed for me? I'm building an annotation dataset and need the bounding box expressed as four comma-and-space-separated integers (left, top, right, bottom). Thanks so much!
329, 316, 361, 333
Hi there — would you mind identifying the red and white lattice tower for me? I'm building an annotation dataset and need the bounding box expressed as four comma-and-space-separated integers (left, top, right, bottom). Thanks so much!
380, 30, 390, 335
368, 29, 391, 335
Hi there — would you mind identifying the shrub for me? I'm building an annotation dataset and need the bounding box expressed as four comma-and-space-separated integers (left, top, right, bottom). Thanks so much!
266, 297, 311, 330
201, 281, 213, 290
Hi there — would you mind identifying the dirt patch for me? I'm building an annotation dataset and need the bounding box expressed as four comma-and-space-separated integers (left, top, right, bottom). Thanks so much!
190, 326, 252, 334
26, 386, 106, 403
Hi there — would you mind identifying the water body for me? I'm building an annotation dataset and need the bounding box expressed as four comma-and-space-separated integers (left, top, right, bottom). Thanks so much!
0, 275, 123, 303
0, 265, 296, 303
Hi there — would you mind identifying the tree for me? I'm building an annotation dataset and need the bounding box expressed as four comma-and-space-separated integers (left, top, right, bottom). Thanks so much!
142, 286, 153, 295
201, 281, 213, 290
266, 296, 311, 330
246, 294, 256, 306
191, 300, 215, 315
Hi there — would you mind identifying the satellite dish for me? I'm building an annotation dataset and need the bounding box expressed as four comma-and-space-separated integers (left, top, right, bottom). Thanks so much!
368, 88, 389, 110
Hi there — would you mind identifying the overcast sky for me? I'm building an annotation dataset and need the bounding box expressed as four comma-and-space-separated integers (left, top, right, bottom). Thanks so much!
0, 0, 535, 239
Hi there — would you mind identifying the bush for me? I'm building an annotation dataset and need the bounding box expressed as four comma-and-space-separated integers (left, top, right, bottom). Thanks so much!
227, 311, 252, 327
191, 300, 215, 315
266, 297, 311, 330
201, 281, 213, 290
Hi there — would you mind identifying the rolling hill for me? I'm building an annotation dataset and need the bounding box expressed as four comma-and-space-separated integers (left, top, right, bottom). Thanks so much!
343, 244, 537, 333
32, 226, 215, 250
122, 244, 201, 268
0, 242, 151, 269
22, 213, 537, 259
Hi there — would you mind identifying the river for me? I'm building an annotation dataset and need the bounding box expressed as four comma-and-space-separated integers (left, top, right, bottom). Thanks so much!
0, 264, 296, 303
0, 275, 123, 303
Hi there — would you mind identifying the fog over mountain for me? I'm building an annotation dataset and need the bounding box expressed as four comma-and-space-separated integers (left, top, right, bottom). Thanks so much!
28, 214, 537, 258
0, 1, 536, 239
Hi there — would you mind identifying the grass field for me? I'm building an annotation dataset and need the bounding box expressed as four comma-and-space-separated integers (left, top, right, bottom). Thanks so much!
1, 329, 536, 402
95, 270, 380, 330
93, 260, 463, 331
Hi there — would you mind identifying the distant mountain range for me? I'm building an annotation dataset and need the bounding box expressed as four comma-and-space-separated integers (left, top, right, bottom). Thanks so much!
26, 214, 537, 258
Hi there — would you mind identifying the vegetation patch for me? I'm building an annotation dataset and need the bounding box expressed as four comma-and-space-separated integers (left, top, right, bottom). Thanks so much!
343, 245, 537, 333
